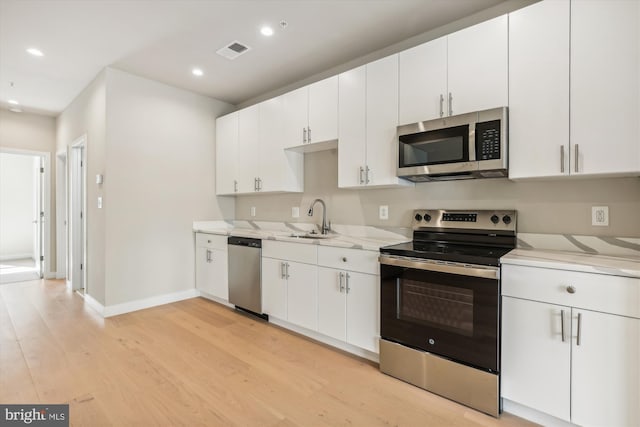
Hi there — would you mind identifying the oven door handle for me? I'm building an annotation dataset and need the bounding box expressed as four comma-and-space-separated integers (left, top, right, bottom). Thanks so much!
378, 255, 499, 279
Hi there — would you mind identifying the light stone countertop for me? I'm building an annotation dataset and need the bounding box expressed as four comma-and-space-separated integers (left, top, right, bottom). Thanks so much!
501, 248, 640, 279
192, 220, 411, 252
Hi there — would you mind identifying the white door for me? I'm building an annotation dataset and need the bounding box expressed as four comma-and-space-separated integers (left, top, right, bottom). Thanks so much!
345, 271, 379, 352
286, 261, 318, 331
508, 0, 570, 179
261, 257, 287, 320
447, 15, 508, 115
571, 309, 640, 427
282, 87, 308, 148
570, 0, 640, 175
307, 76, 338, 144
215, 112, 239, 195
398, 36, 447, 124
237, 105, 260, 193
365, 54, 399, 187
338, 65, 367, 188
317, 267, 347, 341
259, 97, 286, 193
501, 297, 571, 422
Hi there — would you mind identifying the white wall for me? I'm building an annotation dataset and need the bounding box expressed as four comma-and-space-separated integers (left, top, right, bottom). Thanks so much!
0, 153, 35, 259
56, 71, 107, 304
104, 68, 233, 306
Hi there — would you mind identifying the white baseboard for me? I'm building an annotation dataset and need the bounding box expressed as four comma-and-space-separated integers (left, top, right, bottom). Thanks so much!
84, 294, 105, 317
502, 399, 575, 426
103, 288, 199, 318
268, 317, 379, 363
0, 254, 34, 261
44, 272, 57, 279
56, 272, 66, 280
197, 290, 234, 308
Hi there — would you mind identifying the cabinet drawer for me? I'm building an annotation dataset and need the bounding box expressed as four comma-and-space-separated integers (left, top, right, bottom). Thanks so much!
317, 246, 379, 275
502, 264, 640, 319
262, 240, 317, 265
195, 233, 228, 251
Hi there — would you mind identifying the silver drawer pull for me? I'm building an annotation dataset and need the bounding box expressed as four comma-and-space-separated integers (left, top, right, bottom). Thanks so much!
560, 309, 566, 342
342, 257, 347, 262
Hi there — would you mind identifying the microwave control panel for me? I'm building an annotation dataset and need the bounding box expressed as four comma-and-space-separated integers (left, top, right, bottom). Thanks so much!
475, 120, 501, 161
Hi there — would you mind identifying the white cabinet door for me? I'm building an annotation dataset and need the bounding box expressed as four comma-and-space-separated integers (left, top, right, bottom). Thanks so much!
317, 267, 347, 342
283, 87, 308, 148
308, 76, 338, 144
338, 65, 367, 188
398, 36, 447, 125
508, 0, 570, 179
237, 105, 260, 193
570, 0, 640, 176
286, 261, 318, 331
215, 112, 238, 195
261, 257, 287, 320
366, 54, 400, 187
448, 15, 508, 116
196, 247, 229, 301
571, 309, 640, 427
501, 297, 571, 422
345, 271, 379, 353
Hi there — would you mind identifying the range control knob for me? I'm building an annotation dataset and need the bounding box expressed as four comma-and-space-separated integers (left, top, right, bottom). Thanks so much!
414, 213, 423, 222
502, 215, 512, 225
424, 213, 432, 222
490, 214, 500, 224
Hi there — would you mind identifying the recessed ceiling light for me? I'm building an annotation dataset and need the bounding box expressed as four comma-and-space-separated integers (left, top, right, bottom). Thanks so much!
192, 68, 204, 77
8, 99, 19, 105
260, 26, 274, 37
26, 48, 44, 57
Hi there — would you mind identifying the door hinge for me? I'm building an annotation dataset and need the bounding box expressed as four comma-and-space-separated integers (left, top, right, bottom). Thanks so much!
40, 167, 44, 173
40, 211, 44, 218
80, 211, 83, 219
80, 160, 83, 167
80, 263, 83, 270
40, 255, 44, 261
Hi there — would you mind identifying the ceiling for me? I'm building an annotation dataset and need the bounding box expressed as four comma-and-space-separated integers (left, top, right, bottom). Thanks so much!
0, 0, 507, 116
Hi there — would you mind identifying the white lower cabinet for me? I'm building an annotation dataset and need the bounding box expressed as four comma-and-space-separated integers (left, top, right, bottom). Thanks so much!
501, 264, 640, 426
195, 233, 228, 301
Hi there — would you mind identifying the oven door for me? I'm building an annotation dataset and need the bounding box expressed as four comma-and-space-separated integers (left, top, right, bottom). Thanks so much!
380, 255, 499, 372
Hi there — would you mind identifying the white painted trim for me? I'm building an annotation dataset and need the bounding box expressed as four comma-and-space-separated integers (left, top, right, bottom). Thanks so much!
66, 279, 72, 290
502, 399, 574, 427
268, 317, 379, 363
197, 291, 234, 308
44, 272, 57, 279
103, 289, 199, 318
56, 150, 67, 280
56, 272, 66, 280
84, 294, 105, 317
0, 254, 34, 261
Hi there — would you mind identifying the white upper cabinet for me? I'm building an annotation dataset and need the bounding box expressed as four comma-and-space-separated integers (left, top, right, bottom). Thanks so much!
447, 15, 508, 116
237, 105, 260, 193
398, 36, 447, 125
283, 76, 338, 148
398, 16, 507, 125
215, 112, 239, 195
338, 55, 412, 188
570, 0, 640, 176
508, 0, 570, 179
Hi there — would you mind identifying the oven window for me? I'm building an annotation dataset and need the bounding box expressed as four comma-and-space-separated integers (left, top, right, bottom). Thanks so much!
399, 124, 469, 167
399, 279, 474, 337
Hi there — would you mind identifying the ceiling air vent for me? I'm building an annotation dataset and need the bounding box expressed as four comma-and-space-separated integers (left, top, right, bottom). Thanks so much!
216, 41, 251, 60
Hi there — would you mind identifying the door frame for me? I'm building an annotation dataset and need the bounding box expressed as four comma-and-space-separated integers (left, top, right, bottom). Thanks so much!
68, 135, 87, 292
56, 150, 67, 280
0, 147, 51, 278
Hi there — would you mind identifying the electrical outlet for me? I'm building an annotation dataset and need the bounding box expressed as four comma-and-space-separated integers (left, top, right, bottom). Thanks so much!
250, 206, 256, 217
291, 207, 300, 218
379, 205, 389, 220
592, 206, 609, 226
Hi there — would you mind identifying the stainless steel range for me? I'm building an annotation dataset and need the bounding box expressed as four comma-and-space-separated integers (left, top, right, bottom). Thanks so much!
378, 209, 516, 417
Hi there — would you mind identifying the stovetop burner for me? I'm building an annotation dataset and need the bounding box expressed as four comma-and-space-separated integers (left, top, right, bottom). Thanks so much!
380, 209, 517, 266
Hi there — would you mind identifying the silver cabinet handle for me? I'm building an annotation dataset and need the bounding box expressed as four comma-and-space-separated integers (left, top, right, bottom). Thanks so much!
439, 94, 444, 118
576, 312, 582, 346
448, 92, 453, 116
574, 144, 579, 173
206, 249, 212, 263
253, 177, 257, 191
234, 180, 238, 192
359, 166, 364, 184
560, 309, 566, 342
566, 286, 576, 294
560, 146, 565, 173
339, 272, 345, 292
307, 126, 311, 143
257, 177, 262, 191
280, 262, 286, 279
345, 272, 351, 293
365, 166, 370, 184
285, 262, 290, 279
303, 127, 307, 144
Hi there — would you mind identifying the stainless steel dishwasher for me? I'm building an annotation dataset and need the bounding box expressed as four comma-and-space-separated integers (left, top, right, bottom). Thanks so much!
227, 236, 266, 319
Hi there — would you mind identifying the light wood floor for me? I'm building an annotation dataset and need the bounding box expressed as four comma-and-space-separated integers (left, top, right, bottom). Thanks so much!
0, 279, 538, 427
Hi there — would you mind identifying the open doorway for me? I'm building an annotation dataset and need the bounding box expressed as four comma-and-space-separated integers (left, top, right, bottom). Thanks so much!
0, 148, 51, 284
68, 137, 86, 294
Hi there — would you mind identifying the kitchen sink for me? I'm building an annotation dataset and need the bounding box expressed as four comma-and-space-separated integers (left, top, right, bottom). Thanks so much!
288, 232, 333, 239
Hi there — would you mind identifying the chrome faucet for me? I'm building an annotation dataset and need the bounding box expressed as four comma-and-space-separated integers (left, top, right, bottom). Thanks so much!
307, 198, 330, 234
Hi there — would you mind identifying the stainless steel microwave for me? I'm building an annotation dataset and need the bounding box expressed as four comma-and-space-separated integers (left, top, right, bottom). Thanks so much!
397, 107, 508, 182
